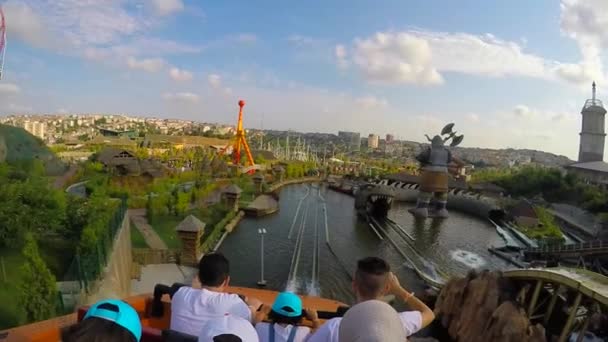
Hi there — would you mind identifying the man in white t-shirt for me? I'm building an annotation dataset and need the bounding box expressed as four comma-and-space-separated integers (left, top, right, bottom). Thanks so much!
307, 257, 435, 342
171, 253, 262, 336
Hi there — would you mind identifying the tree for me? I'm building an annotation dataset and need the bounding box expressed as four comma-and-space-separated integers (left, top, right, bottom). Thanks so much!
175, 191, 190, 216
19, 233, 58, 323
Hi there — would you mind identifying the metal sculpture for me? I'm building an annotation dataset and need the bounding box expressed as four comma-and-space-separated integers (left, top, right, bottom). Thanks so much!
409, 123, 464, 219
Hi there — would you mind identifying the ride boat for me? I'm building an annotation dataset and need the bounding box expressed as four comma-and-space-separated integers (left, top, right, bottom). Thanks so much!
2, 285, 346, 342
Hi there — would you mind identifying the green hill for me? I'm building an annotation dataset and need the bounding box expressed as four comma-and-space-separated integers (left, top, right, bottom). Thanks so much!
0, 124, 65, 176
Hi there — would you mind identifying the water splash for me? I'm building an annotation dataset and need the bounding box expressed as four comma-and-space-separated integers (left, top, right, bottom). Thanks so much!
285, 278, 299, 293
450, 249, 487, 269
306, 280, 320, 297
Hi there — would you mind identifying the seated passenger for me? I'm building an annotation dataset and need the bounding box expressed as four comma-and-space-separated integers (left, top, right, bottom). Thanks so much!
338, 300, 406, 342
171, 253, 262, 336
198, 314, 259, 342
61, 299, 142, 342
308, 257, 435, 342
254, 292, 320, 342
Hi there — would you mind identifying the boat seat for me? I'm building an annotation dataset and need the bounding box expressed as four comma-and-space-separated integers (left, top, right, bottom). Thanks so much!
162, 329, 198, 342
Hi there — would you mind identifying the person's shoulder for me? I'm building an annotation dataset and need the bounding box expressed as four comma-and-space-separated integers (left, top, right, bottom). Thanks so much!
308, 318, 341, 341
172, 286, 196, 303
398, 310, 423, 335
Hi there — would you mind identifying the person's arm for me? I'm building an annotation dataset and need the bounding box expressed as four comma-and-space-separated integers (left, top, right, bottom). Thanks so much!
387, 272, 435, 329
304, 308, 321, 331
253, 304, 272, 325
244, 296, 263, 321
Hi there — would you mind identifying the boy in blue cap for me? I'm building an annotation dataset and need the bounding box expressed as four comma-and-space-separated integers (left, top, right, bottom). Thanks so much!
61, 299, 142, 342
254, 292, 320, 342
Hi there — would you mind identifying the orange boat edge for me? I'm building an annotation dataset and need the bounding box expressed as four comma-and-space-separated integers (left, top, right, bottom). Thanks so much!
2, 286, 346, 342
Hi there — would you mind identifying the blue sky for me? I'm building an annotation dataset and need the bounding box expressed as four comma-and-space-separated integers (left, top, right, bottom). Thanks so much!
1, 0, 607, 159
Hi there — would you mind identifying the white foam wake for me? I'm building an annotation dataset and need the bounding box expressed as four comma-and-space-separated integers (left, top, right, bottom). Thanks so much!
450, 249, 486, 269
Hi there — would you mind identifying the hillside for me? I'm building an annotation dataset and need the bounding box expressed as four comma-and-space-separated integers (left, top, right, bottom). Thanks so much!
0, 124, 65, 175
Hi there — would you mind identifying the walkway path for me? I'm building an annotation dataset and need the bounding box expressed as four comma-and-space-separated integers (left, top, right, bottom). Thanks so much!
53, 164, 79, 189
128, 209, 168, 250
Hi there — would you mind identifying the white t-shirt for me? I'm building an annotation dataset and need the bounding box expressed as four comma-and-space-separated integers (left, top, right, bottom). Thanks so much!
307, 311, 422, 342
255, 322, 311, 342
170, 287, 252, 336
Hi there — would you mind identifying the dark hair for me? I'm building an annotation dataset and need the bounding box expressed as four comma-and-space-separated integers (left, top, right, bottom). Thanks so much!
355, 257, 390, 299
61, 304, 136, 342
198, 253, 230, 287
267, 308, 304, 325
213, 334, 243, 342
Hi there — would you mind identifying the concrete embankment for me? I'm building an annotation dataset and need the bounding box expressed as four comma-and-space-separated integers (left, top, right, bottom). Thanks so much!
213, 211, 245, 251
268, 177, 321, 192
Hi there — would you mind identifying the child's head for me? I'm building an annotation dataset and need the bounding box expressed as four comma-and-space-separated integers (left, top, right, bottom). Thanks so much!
268, 292, 303, 325
62, 299, 142, 342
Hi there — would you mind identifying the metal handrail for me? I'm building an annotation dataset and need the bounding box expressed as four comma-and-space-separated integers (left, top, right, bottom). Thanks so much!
527, 240, 605, 254
583, 99, 604, 109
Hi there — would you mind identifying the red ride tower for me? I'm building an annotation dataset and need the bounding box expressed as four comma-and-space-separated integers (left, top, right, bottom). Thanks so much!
224, 100, 255, 167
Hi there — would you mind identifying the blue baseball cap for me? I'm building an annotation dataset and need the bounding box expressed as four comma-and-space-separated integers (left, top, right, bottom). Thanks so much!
84, 299, 142, 342
271, 292, 302, 317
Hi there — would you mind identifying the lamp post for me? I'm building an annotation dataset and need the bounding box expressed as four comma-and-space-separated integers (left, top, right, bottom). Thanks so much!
257, 228, 267, 287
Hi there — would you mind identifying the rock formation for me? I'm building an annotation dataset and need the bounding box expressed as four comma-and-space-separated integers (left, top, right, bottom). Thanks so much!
434, 270, 546, 342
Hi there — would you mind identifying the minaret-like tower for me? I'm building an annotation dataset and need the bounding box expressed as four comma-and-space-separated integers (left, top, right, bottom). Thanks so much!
578, 82, 607, 162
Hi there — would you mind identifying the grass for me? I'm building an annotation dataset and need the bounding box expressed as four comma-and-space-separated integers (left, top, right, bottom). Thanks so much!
149, 205, 229, 249
0, 249, 26, 329
516, 206, 564, 241
130, 221, 150, 248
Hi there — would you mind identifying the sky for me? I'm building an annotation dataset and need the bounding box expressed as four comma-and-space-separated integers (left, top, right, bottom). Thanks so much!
1, 0, 607, 159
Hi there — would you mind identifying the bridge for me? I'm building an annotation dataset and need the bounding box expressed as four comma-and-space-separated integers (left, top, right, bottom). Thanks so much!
503, 267, 608, 342
524, 240, 608, 259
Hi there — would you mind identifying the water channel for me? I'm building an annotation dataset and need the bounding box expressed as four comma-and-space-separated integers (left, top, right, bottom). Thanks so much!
218, 183, 510, 304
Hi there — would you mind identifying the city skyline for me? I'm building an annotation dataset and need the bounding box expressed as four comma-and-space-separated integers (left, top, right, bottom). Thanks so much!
0, 0, 606, 159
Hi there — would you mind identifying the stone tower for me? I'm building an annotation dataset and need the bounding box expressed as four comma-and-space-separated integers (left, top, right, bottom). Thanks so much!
579, 82, 607, 162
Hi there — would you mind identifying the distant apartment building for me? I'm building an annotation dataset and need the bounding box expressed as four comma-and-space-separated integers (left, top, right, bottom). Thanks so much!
338, 131, 361, 151
386, 134, 394, 143
368, 134, 379, 149
23, 120, 46, 140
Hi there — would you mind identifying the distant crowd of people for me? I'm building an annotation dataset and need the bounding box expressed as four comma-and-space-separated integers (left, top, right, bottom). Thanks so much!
62, 253, 435, 342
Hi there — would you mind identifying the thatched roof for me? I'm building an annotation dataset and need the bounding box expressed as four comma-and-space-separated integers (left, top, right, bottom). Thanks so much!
175, 215, 206, 232
96, 148, 135, 166
223, 184, 243, 195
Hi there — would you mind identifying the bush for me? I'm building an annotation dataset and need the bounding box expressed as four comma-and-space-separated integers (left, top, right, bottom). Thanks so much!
19, 233, 57, 323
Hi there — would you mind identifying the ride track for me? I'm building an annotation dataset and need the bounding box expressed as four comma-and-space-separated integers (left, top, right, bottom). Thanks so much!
369, 216, 446, 289
287, 185, 325, 293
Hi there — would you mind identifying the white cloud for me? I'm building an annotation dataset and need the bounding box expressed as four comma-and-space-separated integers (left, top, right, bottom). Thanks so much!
355, 96, 389, 109
162, 92, 199, 103
513, 105, 533, 118
348, 32, 444, 85
169, 67, 193, 81
150, 0, 184, 16
208, 74, 222, 88
338, 28, 606, 85
335, 44, 349, 69
0, 83, 21, 95
2, 2, 50, 48
559, 0, 607, 84
127, 57, 165, 72
466, 113, 480, 122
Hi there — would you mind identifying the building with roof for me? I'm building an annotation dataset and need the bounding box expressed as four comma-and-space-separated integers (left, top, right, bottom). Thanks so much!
567, 83, 608, 186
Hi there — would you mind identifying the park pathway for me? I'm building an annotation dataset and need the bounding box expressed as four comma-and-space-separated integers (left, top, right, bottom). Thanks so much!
53, 164, 79, 189
128, 209, 168, 250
